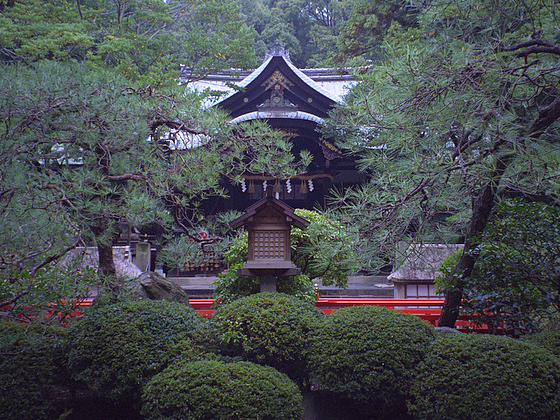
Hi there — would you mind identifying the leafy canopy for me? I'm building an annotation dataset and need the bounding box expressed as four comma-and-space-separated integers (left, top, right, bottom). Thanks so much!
322, 0, 560, 275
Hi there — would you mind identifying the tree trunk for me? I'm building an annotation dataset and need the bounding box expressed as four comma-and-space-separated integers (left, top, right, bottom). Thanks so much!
91, 219, 117, 278
438, 159, 507, 327
97, 241, 116, 277
439, 92, 560, 327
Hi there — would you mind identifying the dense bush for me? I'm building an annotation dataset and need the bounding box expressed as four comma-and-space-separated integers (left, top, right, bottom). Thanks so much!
65, 299, 202, 408
213, 263, 316, 304
409, 334, 560, 420
436, 200, 560, 333
211, 292, 322, 383
291, 208, 358, 287
141, 360, 303, 420
0, 321, 69, 419
519, 330, 560, 358
306, 306, 435, 417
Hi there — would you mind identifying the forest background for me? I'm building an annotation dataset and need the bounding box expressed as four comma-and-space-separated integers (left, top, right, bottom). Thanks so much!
1, 0, 560, 328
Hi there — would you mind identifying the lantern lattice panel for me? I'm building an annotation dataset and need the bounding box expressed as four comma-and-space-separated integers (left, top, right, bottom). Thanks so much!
254, 231, 285, 259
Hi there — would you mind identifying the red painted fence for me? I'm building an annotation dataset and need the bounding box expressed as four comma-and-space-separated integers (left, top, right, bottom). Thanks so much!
5, 297, 489, 332
189, 297, 488, 332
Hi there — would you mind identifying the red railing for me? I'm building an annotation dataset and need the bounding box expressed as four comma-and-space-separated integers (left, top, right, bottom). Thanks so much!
4, 297, 488, 331
189, 297, 488, 331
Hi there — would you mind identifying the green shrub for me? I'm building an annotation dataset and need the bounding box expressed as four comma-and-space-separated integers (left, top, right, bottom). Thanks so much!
211, 292, 322, 383
141, 360, 303, 420
409, 334, 560, 420
292, 208, 358, 287
520, 330, 560, 358
213, 263, 316, 304
306, 306, 435, 417
0, 321, 70, 419
437, 200, 560, 334
65, 299, 202, 407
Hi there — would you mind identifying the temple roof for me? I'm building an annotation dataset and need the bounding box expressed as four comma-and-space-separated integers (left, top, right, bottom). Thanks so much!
388, 244, 463, 282
215, 53, 343, 105
183, 43, 355, 125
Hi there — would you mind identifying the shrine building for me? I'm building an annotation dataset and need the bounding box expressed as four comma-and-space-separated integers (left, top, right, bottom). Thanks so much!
183, 43, 363, 213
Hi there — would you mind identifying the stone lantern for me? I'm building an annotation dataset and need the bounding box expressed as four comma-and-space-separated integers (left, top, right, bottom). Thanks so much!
230, 196, 309, 292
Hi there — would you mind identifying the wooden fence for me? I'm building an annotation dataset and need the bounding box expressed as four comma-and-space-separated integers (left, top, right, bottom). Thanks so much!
189, 297, 490, 332
5, 297, 491, 332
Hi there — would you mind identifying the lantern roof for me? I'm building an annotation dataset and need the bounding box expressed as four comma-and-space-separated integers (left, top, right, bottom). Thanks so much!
230, 196, 310, 230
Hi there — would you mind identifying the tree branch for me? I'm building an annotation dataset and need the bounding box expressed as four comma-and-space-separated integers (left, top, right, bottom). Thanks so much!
504, 39, 560, 57
528, 95, 560, 136
106, 173, 147, 183
0, 238, 81, 307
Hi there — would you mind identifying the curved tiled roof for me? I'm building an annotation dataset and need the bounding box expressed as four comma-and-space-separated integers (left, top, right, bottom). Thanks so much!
230, 111, 324, 124
284, 60, 342, 103
213, 54, 343, 108
186, 44, 354, 125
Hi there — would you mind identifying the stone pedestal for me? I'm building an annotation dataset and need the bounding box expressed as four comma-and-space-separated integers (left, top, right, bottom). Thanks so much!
135, 242, 151, 272
260, 275, 277, 292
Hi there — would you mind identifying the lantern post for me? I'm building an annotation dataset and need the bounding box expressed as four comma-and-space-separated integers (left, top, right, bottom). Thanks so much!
230, 196, 309, 292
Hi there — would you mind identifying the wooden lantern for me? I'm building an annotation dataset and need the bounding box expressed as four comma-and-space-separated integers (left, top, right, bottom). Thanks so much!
230, 196, 309, 291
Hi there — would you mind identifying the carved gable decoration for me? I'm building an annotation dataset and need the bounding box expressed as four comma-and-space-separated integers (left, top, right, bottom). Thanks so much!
258, 85, 297, 111
262, 70, 294, 90
258, 69, 298, 111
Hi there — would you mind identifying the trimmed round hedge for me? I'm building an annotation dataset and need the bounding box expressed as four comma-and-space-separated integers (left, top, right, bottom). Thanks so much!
519, 330, 560, 358
211, 292, 322, 382
0, 321, 69, 419
65, 299, 201, 406
141, 360, 303, 420
409, 334, 560, 420
306, 305, 435, 416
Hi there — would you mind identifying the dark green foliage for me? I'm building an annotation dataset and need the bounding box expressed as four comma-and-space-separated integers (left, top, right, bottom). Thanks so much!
213, 263, 316, 304
322, 0, 560, 325
0, 321, 69, 419
212, 292, 322, 383
213, 263, 261, 303
292, 208, 358, 288
306, 306, 435, 417
409, 334, 560, 420
520, 330, 560, 358
0, 0, 257, 86
436, 200, 560, 333
65, 299, 202, 407
338, 0, 420, 63
464, 200, 560, 333
141, 360, 303, 420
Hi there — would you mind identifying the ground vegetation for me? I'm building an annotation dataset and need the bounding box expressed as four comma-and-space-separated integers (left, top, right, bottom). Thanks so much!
409, 333, 560, 420
64, 299, 202, 410
211, 292, 322, 384
306, 305, 435, 418
141, 359, 303, 420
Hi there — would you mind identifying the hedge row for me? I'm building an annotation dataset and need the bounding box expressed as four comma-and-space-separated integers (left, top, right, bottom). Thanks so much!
211, 292, 322, 384
64, 299, 203, 409
0, 321, 70, 419
307, 305, 435, 418
410, 334, 560, 420
2, 295, 560, 419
